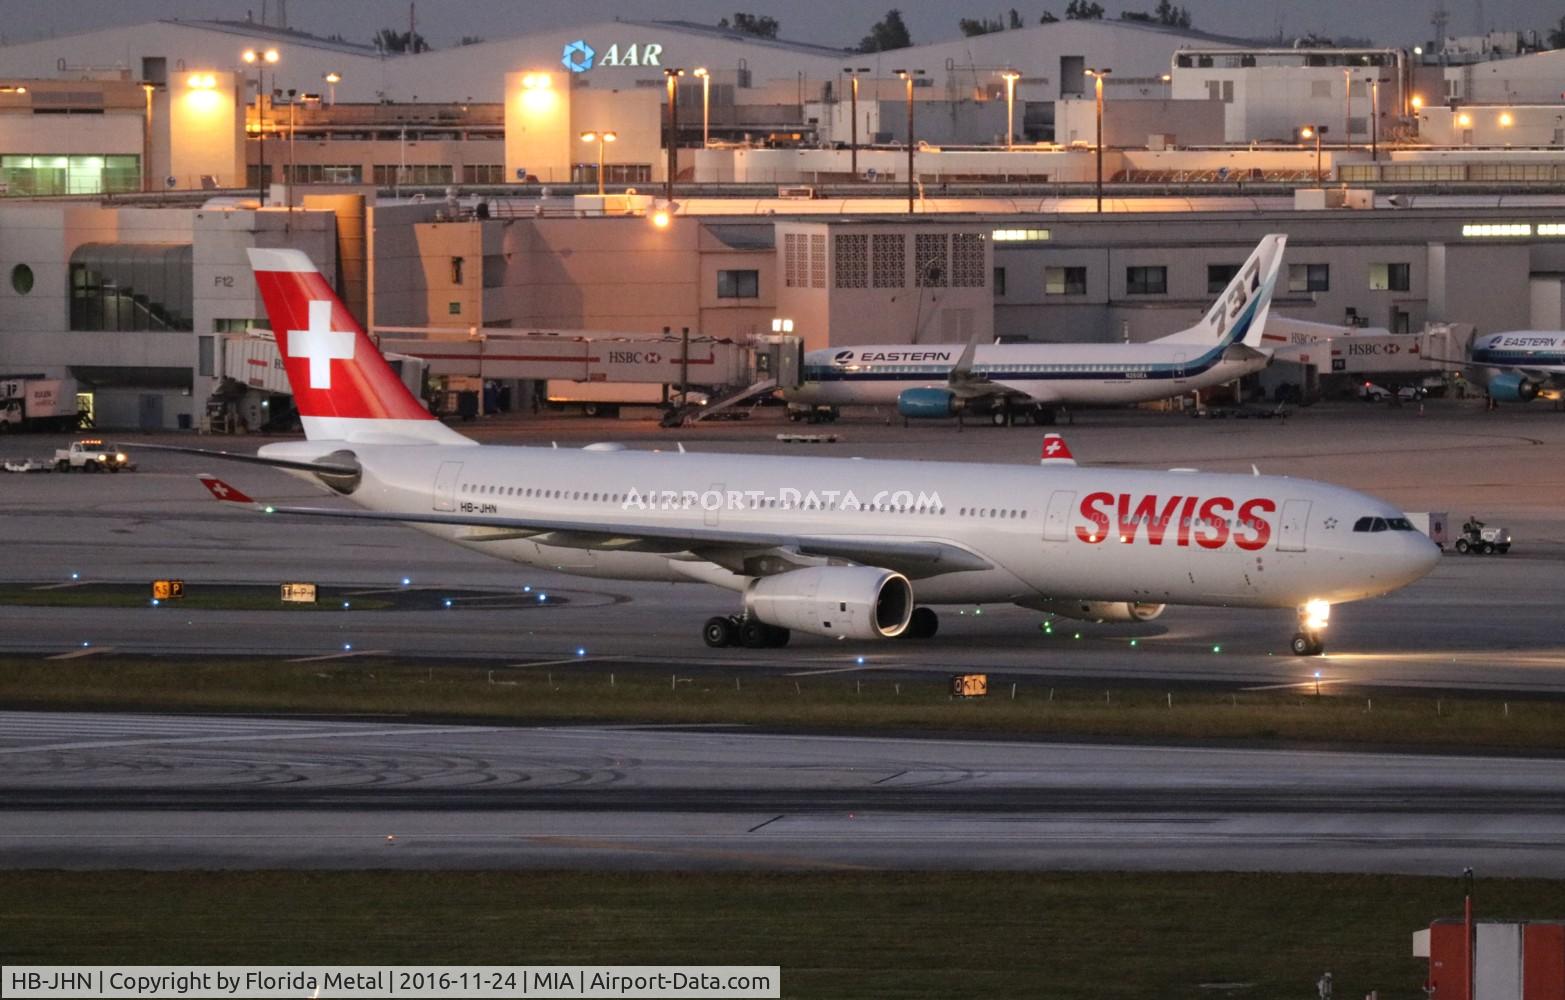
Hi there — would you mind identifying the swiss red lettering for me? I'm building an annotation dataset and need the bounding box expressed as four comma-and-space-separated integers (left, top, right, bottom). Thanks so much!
1076, 491, 1113, 543
1195, 497, 1234, 549
1118, 494, 1184, 545
1234, 497, 1276, 551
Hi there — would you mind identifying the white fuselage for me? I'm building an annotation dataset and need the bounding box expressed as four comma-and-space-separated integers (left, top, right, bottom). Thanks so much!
271, 441, 1438, 611
787, 340, 1270, 407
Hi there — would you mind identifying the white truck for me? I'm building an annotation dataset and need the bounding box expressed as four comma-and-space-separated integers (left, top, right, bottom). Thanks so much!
0, 378, 81, 432
54, 439, 134, 473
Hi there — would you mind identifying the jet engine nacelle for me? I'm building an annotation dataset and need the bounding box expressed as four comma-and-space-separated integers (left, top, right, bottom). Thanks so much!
1486, 371, 1540, 403
745, 566, 914, 639
1030, 599, 1167, 623
897, 387, 961, 418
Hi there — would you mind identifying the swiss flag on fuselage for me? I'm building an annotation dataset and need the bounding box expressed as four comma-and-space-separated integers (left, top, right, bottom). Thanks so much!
247, 248, 432, 422
1040, 433, 1076, 466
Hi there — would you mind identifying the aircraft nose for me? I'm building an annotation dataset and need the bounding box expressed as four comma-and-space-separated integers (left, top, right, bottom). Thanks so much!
1400, 534, 1442, 585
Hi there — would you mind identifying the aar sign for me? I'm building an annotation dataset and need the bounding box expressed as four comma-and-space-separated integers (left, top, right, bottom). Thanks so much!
561, 39, 663, 73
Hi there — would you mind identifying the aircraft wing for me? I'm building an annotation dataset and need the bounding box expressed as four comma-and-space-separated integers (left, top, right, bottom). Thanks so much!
198, 477, 991, 580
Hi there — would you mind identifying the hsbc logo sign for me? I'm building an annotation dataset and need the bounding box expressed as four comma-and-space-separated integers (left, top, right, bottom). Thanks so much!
561, 39, 663, 73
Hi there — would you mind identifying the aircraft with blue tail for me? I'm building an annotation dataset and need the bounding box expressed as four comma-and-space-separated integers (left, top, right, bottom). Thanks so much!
786, 234, 1286, 425
1461, 331, 1565, 403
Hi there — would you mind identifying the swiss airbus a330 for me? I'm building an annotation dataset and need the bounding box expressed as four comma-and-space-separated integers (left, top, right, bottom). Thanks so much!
786, 234, 1287, 425
183, 246, 1437, 657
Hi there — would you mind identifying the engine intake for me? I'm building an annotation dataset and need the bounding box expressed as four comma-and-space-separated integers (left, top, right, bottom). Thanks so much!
1025, 599, 1166, 623
745, 566, 914, 640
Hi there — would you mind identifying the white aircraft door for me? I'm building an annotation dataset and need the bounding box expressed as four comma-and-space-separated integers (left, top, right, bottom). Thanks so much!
1043, 490, 1075, 542
433, 461, 462, 512
1278, 499, 1311, 552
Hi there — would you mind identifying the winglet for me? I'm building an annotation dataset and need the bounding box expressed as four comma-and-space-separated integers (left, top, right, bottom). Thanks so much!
947, 335, 981, 383
1040, 433, 1076, 466
199, 474, 254, 504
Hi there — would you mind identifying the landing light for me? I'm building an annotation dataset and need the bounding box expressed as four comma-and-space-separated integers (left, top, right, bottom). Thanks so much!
1304, 599, 1330, 631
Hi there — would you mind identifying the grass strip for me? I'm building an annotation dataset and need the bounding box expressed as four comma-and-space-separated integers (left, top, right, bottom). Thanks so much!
2, 658, 1562, 751
2, 870, 1560, 999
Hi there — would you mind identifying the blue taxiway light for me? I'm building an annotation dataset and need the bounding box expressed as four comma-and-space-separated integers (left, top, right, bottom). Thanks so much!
400, 577, 411, 586
443, 598, 453, 608
576, 647, 587, 657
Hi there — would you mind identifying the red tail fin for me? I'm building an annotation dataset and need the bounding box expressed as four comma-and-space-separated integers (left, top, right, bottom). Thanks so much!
246, 248, 467, 443
199, 475, 254, 503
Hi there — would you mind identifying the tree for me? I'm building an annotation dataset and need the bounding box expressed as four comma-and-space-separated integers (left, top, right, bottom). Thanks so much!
1064, 0, 1105, 20
1008, 8, 1023, 28
1040, 10, 1060, 22
1152, 0, 1194, 27
1120, 10, 1153, 21
718, 13, 781, 39
372, 27, 429, 53
960, 15, 1005, 36
1548, 14, 1565, 48
458, 35, 484, 46
857, 8, 913, 52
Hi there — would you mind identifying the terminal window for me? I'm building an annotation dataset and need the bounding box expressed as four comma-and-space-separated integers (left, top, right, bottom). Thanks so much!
1207, 263, 1240, 293
1, 154, 140, 196
69, 243, 194, 332
716, 269, 759, 299
993, 267, 1006, 296
1369, 262, 1410, 292
1289, 263, 1330, 293
1045, 266, 1087, 295
1125, 266, 1167, 295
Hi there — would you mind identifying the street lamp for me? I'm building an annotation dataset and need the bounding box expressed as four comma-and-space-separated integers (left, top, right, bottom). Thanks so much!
324, 71, 341, 107
843, 67, 870, 180
693, 67, 710, 147
1000, 70, 1021, 151
1086, 67, 1111, 213
894, 68, 924, 213
242, 47, 281, 201
663, 68, 685, 204
580, 130, 617, 197
1370, 78, 1379, 162
1300, 124, 1328, 183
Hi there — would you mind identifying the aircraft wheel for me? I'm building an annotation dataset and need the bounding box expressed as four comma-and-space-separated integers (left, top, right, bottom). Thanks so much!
1291, 631, 1324, 657
763, 624, 791, 648
703, 616, 737, 648
991, 410, 1009, 427
904, 607, 939, 639
738, 619, 772, 649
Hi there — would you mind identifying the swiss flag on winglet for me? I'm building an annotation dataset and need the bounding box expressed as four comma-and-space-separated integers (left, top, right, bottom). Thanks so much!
199, 475, 253, 504
1040, 433, 1076, 466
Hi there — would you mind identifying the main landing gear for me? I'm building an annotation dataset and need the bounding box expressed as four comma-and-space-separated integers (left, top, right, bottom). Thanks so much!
901, 606, 940, 639
1290, 632, 1325, 657
703, 616, 790, 649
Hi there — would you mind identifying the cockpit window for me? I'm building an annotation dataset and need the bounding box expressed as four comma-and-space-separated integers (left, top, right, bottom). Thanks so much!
1355, 515, 1416, 532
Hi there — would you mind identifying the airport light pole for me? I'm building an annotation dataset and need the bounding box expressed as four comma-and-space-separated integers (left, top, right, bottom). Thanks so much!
324, 71, 340, 107
242, 47, 280, 201
894, 68, 924, 214
1086, 67, 1111, 213
843, 67, 870, 180
663, 67, 684, 205
580, 130, 617, 197
1343, 67, 1352, 142
1001, 70, 1021, 151
1369, 78, 1378, 162
1300, 124, 1327, 183
693, 67, 710, 146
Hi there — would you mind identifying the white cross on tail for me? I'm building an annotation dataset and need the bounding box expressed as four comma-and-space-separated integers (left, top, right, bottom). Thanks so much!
287, 300, 355, 390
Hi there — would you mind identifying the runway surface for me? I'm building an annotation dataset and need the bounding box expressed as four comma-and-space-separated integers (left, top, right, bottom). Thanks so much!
2, 403, 1564, 693
3, 710, 1563, 874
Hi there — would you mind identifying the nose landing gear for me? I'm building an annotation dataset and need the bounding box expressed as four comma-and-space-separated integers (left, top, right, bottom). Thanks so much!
1291, 601, 1329, 656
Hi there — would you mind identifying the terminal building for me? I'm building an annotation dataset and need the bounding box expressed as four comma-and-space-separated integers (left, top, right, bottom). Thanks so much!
5, 15, 1565, 429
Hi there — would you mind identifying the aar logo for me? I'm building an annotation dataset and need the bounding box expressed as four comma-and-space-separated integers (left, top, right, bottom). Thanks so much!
561, 39, 595, 73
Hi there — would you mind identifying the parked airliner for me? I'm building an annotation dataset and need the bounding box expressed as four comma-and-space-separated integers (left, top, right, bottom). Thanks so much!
187, 245, 1437, 656
1462, 330, 1565, 402
785, 235, 1285, 425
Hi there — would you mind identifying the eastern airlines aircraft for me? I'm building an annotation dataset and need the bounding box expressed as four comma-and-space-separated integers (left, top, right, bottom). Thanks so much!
786, 235, 1286, 425
188, 246, 1438, 657
1462, 330, 1565, 402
